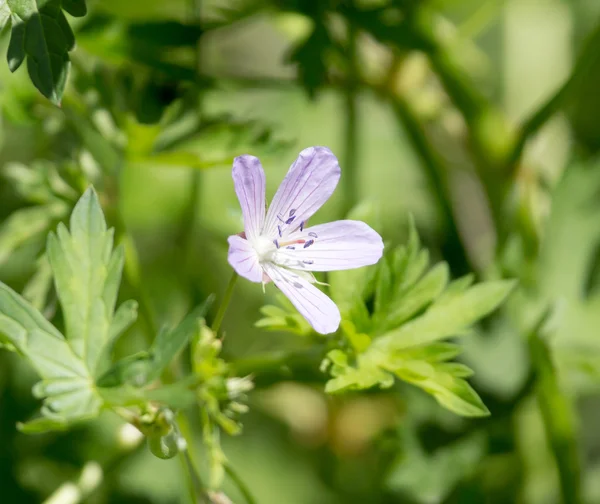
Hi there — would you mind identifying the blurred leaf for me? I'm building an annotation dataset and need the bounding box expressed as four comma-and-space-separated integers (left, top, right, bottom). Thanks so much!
22, 254, 53, 312
255, 293, 313, 336
0, 203, 66, 266
387, 428, 486, 501
5, 0, 78, 105
529, 311, 582, 504
339, 4, 434, 52
288, 18, 332, 97
98, 296, 214, 388
62, 0, 87, 17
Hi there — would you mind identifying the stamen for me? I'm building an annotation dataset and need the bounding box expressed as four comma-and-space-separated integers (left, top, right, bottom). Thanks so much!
289, 208, 296, 217
285, 216, 295, 225
300, 221, 304, 231
277, 225, 282, 237
308, 232, 318, 238
303, 239, 314, 249
278, 239, 306, 248
303, 260, 314, 265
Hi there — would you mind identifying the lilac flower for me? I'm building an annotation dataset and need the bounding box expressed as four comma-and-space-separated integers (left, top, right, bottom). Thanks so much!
227, 146, 384, 334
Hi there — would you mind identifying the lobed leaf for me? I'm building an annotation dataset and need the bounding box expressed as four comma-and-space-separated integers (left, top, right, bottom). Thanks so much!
374, 280, 517, 351
0, 282, 102, 426
47, 188, 130, 377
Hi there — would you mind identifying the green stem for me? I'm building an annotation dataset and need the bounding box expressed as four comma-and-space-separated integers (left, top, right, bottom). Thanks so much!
225, 463, 257, 504
529, 312, 582, 504
506, 21, 600, 171
384, 84, 472, 275
178, 414, 212, 504
230, 347, 326, 387
211, 272, 239, 334
342, 9, 359, 217
179, 0, 205, 306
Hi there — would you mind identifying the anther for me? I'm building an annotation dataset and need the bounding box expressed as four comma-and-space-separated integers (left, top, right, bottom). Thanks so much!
303, 239, 314, 249
286, 246, 295, 250
303, 260, 314, 265
273, 239, 280, 248
289, 208, 296, 217
285, 216, 295, 225
300, 221, 304, 231
277, 225, 282, 237
308, 232, 318, 238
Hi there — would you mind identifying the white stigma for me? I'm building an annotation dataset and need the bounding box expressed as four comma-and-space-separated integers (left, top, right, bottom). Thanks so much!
252, 235, 277, 262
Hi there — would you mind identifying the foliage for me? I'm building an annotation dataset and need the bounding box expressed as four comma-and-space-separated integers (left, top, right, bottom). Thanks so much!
0, 0, 599, 503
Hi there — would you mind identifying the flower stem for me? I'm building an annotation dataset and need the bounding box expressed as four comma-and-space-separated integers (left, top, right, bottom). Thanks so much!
529, 312, 582, 504
211, 272, 239, 334
342, 8, 359, 217
225, 463, 257, 504
178, 413, 212, 504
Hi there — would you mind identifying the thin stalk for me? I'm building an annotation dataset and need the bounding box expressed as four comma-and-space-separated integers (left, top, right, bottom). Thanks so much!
112, 209, 157, 345
506, 21, 600, 171
529, 313, 582, 504
342, 10, 359, 217
180, 452, 202, 504
178, 413, 212, 504
225, 463, 257, 504
382, 81, 472, 275
179, 0, 205, 306
211, 273, 239, 334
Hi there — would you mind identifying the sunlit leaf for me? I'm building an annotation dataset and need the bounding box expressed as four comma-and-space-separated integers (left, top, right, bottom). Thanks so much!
47, 188, 131, 377
374, 280, 516, 351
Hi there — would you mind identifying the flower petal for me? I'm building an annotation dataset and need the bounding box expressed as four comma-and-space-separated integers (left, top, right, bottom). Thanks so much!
232, 155, 266, 240
273, 220, 384, 271
227, 235, 263, 283
263, 262, 341, 334
263, 147, 340, 238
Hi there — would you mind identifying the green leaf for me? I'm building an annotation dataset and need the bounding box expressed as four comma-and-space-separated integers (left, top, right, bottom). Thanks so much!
288, 19, 333, 98
5, 0, 78, 104
393, 363, 490, 417
61, 0, 86, 17
0, 2, 10, 29
323, 223, 512, 418
17, 416, 69, 434
385, 262, 449, 329
0, 281, 102, 423
0, 203, 66, 266
47, 187, 129, 377
98, 296, 214, 388
387, 429, 486, 501
323, 350, 394, 394
145, 296, 214, 383
374, 280, 517, 351
255, 293, 313, 336
22, 254, 53, 312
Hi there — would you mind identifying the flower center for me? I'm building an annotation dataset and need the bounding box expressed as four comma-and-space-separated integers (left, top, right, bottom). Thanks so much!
252, 235, 277, 262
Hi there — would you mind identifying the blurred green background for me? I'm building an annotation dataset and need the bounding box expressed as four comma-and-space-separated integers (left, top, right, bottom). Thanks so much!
1, 0, 600, 502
